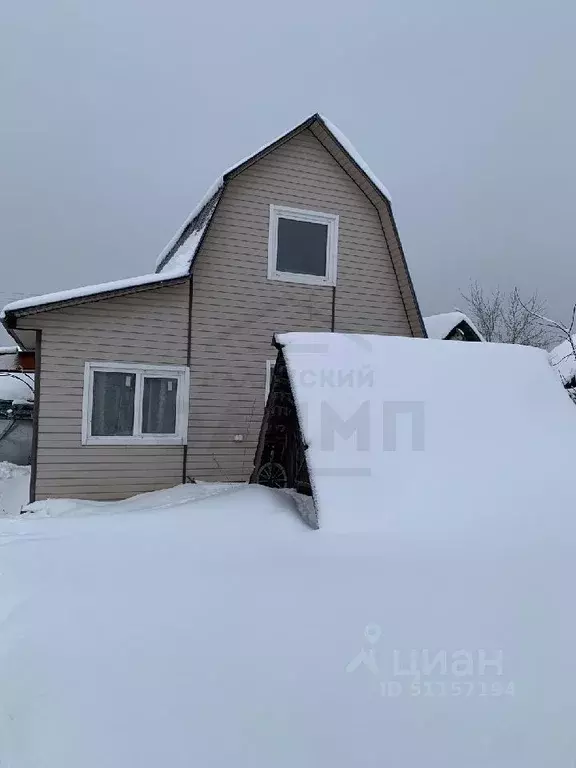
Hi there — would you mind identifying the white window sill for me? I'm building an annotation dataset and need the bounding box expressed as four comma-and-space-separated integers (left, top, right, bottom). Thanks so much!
268, 270, 336, 287
83, 435, 186, 447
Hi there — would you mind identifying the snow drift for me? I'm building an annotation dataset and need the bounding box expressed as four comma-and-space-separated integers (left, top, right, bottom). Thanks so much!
1, 477, 576, 766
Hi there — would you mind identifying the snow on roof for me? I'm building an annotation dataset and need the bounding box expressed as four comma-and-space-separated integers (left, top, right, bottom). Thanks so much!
549, 334, 576, 384
277, 331, 576, 535
2, 466, 576, 763
155, 114, 391, 275
1, 269, 187, 318
319, 114, 392, 202
154, 184, 223, 271
423, 311, 484, 340
0, 372, 34, 402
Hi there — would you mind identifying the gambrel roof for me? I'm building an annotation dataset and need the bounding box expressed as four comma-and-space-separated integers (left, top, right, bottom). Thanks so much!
154, 114, 393, 275
2, 114, 424, 339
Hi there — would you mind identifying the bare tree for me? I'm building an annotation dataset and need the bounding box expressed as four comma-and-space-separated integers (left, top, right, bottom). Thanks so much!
461, 282, 556, 348
515, 294, 576, 389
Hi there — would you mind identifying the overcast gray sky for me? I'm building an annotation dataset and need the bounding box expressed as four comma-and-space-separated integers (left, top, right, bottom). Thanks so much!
2, 0, 575, 343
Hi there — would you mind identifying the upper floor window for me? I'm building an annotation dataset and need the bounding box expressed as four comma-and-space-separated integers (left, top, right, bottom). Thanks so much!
82, 361, 189, 445
267, 205, 338, 286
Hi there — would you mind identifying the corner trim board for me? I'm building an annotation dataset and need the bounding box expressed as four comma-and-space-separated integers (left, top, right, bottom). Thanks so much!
29, 329, 41, 504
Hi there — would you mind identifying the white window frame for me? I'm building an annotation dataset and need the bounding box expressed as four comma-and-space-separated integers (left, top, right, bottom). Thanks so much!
265, 359, 275, 402
267, 204, 339, 287
82, 361, 190, 446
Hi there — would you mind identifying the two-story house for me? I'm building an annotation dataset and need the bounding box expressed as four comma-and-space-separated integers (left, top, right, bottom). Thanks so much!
1, 114, 426, 502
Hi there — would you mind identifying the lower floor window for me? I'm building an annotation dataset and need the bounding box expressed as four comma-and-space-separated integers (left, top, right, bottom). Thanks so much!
83, 362, 189, 445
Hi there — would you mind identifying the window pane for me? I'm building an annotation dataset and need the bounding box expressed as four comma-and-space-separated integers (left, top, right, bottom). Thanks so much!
91, 371, 135, 436
142, 377, 178, 434
276, 217, 328, 277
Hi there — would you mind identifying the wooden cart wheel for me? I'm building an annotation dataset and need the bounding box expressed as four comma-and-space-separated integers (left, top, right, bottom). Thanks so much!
257, 461, 288, 488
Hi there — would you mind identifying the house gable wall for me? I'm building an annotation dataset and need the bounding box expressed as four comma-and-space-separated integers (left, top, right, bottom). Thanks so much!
186, 128, 413, 481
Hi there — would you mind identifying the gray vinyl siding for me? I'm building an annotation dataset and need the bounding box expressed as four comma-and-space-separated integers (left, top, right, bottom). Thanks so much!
186, 128, 413, 482
20, 283, 189, 500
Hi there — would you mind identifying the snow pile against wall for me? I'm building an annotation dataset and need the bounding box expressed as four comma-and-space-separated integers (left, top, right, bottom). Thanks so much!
278, 332, 575, 535
1, 478, 576, 766
23, 482, 271, 520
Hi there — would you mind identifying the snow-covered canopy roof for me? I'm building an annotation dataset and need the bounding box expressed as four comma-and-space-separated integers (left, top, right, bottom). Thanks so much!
423, 311, 484, 341
277, 331, 575, 533
0, 372, 34, 402
549, 334, 576, 384
2, 114, 395, 326
2, 459, 576, 764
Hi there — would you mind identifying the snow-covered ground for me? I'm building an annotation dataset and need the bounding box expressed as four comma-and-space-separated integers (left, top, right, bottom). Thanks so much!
1, 475, 576, 766
2, 332, 576, 765
0, 461, 29, 516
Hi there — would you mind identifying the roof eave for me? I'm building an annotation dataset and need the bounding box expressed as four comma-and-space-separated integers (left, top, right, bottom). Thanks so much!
2, 273, 189, 323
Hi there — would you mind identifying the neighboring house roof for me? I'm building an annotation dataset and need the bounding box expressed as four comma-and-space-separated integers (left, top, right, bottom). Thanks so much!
269, 331, 574, 532
424, 311, 484, 341
549, 334, 576, 386
2, 113, 424, 339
